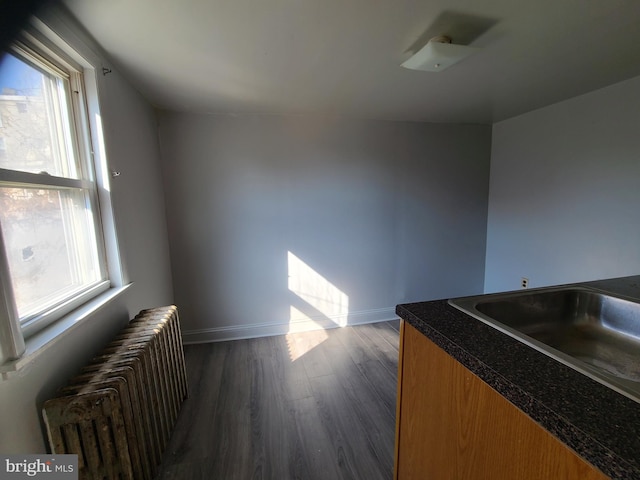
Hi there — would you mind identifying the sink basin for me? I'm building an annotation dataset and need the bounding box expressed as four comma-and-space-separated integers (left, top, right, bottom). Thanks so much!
449, 286, 640, 402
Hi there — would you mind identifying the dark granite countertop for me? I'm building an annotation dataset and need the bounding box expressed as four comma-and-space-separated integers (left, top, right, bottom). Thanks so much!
396, 275, 640, 480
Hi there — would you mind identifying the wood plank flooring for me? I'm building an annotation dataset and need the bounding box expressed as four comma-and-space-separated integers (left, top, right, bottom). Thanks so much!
157, 320, 400, 480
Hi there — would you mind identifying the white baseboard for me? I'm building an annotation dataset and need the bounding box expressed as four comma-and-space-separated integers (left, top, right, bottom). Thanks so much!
182, 307, 398, 344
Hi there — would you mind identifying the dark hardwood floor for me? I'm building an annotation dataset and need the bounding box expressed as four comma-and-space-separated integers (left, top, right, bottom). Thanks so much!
157, 320, 400, 480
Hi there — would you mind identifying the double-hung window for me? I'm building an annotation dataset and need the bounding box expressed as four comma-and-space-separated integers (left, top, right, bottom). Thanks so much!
0, 28, 111, 362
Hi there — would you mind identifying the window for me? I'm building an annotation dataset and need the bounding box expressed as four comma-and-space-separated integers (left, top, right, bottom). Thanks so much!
0, 28, 113, 355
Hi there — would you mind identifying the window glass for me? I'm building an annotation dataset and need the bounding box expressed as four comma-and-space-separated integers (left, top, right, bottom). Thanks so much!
0, 186, 102, 320
0, 52, 79, 178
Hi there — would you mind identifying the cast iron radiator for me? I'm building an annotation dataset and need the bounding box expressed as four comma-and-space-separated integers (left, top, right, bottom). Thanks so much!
42, 305, 188, 480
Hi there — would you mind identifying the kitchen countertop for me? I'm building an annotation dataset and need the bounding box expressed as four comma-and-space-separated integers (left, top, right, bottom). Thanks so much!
396, 275, 640, 480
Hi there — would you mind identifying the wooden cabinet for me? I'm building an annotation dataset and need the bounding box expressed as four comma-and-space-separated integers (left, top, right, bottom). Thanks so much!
394, 321, 609, 480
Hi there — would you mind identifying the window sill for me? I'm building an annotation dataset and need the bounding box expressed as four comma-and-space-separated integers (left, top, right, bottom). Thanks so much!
0, 284, 131, 380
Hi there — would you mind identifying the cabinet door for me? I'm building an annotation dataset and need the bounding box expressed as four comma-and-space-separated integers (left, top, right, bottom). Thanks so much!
395, 321, 609, 480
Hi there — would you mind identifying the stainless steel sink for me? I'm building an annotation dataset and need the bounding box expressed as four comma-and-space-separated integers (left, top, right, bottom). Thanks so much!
449, 286, 640, 402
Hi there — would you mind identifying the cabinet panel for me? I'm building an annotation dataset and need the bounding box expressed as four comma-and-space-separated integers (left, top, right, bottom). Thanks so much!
395, 322, 609, 480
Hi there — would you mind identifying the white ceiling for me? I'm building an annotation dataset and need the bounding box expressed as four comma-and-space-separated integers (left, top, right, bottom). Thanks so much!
62, 0, 640, 124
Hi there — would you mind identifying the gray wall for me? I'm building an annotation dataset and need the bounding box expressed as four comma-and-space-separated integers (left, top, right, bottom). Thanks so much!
158, 113, 491, 341
0, 8, 173, 453
485, 75, 640, 292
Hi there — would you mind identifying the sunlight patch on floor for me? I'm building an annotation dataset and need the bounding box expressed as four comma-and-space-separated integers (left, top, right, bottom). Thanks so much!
285, 327, 329, 362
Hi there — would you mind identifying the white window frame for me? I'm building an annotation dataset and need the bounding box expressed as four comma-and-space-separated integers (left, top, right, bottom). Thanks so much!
0, 19, 124, 370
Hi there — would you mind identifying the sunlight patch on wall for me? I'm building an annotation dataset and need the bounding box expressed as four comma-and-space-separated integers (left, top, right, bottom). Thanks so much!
288, 251, 349, 327
288, 306, 320, 332
94, 114, 111, 193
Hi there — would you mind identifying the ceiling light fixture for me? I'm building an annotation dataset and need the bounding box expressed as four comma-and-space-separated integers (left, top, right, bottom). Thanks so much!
401, 35, 479, 72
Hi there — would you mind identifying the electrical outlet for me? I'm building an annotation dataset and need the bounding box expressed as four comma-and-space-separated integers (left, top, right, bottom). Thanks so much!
521, 277, 529, 289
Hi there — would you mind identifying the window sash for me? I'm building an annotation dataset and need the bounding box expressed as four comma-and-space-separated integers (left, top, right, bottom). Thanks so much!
0, 184, 107, 321
0, 168, 93, 189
